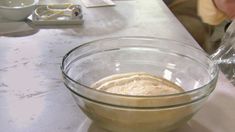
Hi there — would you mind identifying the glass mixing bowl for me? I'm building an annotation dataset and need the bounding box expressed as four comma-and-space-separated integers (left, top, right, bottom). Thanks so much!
61, 37, 218, 132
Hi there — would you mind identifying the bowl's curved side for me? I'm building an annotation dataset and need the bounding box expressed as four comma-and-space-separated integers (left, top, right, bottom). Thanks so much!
0, 0, 38, 21
61, 37, 218, 107
71, 91, 208, 132
61, 37, 219, 131
0, 0, 38, 8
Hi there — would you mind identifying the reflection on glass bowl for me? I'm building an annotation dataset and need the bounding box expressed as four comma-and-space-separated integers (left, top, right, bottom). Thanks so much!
61, 37, 218, 132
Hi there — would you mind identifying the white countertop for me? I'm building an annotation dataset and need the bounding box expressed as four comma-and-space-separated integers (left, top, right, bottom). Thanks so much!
0, 0, 234, 132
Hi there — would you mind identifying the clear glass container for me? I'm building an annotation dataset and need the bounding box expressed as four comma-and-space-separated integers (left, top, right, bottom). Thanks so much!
211, 21, 235, 85
61, 37, 218, 132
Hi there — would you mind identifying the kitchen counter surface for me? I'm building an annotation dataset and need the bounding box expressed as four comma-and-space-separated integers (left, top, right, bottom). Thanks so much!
0, 0, 234, 132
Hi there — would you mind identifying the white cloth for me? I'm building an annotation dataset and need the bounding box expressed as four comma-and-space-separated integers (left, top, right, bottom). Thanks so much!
81, 0, 115, 8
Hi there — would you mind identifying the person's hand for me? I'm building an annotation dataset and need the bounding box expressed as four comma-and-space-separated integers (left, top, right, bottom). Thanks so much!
213, 0, 235, 19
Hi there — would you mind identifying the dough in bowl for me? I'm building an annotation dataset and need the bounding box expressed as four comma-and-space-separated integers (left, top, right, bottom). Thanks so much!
92, 72, 184, 96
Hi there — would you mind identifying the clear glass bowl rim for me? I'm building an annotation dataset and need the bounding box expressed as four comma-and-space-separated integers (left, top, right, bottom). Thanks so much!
61, 36, 219, 99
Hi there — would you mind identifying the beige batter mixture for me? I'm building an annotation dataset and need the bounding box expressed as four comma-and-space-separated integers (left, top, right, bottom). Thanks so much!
92, 72, 183, 96
84, 72, 194, 132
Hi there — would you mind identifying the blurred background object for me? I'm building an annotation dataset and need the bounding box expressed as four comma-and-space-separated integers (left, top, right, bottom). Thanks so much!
164, 0, 227, 54
164, 0, 235, 85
